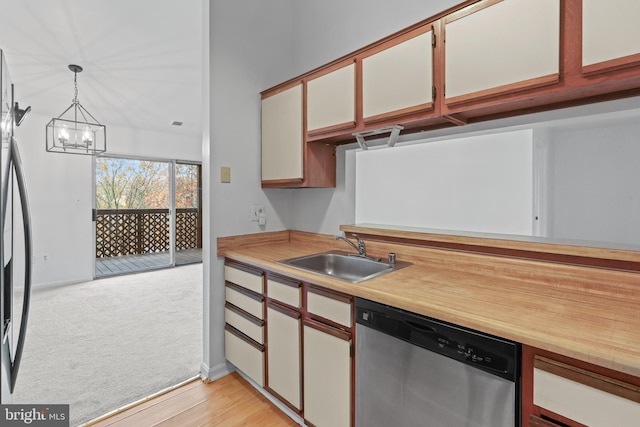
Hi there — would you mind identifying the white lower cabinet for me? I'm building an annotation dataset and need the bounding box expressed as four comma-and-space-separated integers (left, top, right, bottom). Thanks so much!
225, 326, 265, 387
266, 303, 302, 410
303, 320, 352, 427
534, 356, 640, 427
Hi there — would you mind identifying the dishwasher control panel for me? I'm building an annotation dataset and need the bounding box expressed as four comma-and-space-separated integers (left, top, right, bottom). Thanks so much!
356, 298, 519, 381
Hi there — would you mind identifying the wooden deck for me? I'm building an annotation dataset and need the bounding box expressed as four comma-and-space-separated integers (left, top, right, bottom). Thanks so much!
96, 249, 202, 277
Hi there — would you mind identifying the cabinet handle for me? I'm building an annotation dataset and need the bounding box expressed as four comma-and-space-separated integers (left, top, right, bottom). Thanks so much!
304, 318, 351, 342
267, 301, 301, 319
226, 281, 264, 302
225, 324, 265, 352
225, 302, 264, 327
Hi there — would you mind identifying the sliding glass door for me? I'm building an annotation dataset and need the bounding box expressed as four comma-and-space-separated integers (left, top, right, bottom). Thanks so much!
94, 157, 172, 276
175, 162, 202, 266
93, 157, 202, 277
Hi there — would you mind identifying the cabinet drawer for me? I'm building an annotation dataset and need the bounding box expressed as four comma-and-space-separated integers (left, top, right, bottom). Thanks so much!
225, 283, 264, 319
225, 303, 264, 344
225, 325, 264, 387
225, 264, 263, 294
534, 356, 640, 427
307, 287, 352, 328
267, 277, 301, 308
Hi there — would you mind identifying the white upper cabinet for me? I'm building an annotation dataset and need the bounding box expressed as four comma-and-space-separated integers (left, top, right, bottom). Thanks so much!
582, 0, 640, 69
444, 0, 560, 103
362, 30, 434, 121
261, 84, 303, 181
307, 63, 355, 132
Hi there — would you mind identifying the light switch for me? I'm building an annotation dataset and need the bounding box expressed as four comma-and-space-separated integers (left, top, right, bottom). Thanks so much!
221, 166, 231, 183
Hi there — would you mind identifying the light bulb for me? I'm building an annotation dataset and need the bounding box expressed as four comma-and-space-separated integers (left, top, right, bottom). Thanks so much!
58, 127, 69, 145
82, 128, 93, 146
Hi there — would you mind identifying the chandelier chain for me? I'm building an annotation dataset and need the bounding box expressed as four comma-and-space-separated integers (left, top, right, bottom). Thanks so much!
73, 72, 79, 105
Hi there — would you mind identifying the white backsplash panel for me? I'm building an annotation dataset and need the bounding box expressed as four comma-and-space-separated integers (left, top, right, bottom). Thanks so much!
355, 129, 534, 236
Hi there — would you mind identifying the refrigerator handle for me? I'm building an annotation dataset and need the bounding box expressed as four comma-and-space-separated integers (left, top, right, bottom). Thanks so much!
8, 136, 33, 393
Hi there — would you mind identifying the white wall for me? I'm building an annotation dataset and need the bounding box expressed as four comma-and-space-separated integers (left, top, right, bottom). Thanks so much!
549, 119, 640, 246
15, 111, 201, 287
202, 0, 295, 379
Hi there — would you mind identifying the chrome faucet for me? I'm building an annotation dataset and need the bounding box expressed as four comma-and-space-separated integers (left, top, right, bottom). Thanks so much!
335, 233, 367, 257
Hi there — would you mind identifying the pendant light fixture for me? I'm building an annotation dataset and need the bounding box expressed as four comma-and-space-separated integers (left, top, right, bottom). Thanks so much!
46, 64, 106, 155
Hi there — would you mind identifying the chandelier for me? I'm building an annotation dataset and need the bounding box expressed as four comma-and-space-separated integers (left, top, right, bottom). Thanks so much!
46, 64, 106, 155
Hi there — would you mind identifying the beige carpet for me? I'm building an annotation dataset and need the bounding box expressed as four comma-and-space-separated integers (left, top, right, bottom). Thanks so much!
12, 264, 202, 426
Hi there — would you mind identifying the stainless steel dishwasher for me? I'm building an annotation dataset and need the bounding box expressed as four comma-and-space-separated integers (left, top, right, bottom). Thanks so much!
356, 298, 520, 427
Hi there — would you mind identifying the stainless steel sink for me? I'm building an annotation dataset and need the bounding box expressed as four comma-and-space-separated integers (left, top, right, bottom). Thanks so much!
277, 250, 410, 283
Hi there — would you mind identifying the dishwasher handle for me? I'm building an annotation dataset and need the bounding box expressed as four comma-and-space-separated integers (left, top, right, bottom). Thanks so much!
403, 319, 437, 334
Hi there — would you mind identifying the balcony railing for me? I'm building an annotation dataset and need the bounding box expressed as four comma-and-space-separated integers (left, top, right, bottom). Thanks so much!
96, 208, 202, 258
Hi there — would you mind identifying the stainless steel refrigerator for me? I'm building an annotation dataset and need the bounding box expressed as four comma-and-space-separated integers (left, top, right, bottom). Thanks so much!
1, 49, 33, 404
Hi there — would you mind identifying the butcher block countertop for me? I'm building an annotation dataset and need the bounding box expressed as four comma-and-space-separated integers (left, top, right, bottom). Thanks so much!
218, 228, 640, 378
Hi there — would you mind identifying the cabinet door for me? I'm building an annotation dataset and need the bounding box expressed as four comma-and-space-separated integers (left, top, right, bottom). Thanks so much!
582, 0, 640, 75
266, 303, 301, 410
444, 0, 560, 105
362, 30, 434, 123
307, 62, 355, 134
261, 84, 303, 181
303, 320, 352, 427
534, 356, 640, 427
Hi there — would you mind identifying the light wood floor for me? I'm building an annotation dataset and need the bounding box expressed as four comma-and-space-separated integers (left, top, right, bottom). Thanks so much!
88, 373, 299, 427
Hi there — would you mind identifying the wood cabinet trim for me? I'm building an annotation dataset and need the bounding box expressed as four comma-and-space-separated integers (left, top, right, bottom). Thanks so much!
267, 300, 302, 319
536, 409, 588, 427
358, 23, 436, 60
443, 0, 502, 24
261, 79, 304, 98
225, 260, 264, 277
261, 177, 305, 187
445, 74, 560, 108
225, 323, 265, 352
225, 302, 265, 327
529, 415, 569, 427
264, 386, 303, 416
363, 102, 434, 125
307, 284, 352, 304
225, 281, 264, 302
534, 355, 640, 404
266, 273, 302, 289
307, 121, 357, 138
582, 52, 640, 77
303, 318, 351, 342
305, 57, 357, 81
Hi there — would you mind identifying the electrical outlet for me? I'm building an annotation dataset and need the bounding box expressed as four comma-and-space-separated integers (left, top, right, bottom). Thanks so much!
250, 205, 264, 222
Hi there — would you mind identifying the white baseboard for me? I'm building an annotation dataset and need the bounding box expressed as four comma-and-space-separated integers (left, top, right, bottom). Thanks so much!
200, 361, 231, 382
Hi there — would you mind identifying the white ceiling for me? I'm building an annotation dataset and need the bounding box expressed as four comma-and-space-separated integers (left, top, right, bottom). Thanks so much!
0, 0, 203, 137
